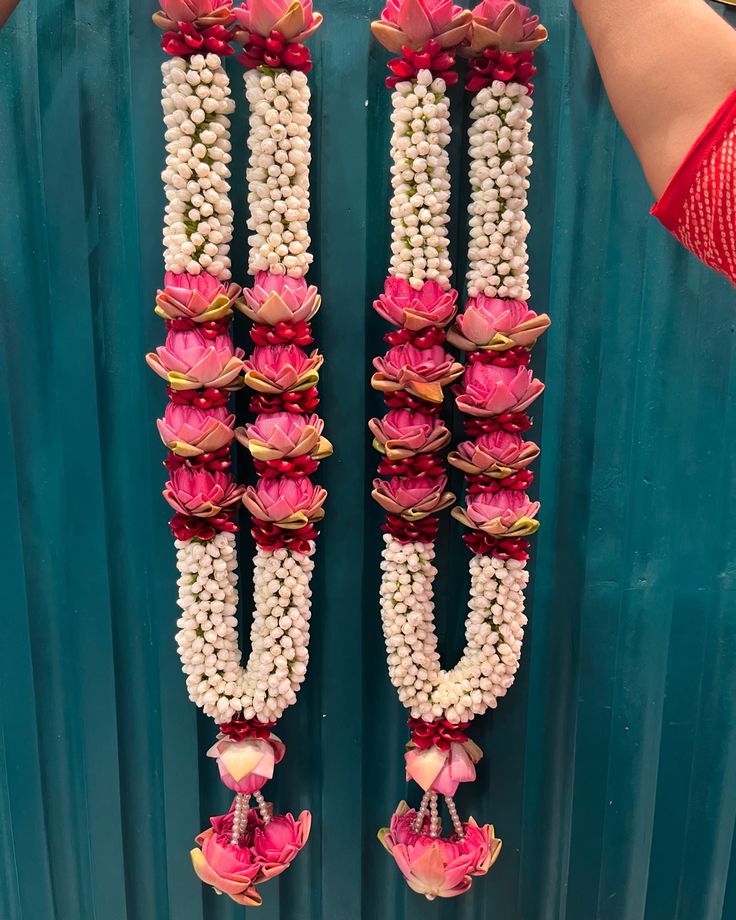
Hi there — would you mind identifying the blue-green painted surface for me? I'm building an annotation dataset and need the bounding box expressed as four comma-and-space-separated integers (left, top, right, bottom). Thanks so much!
2, 2, 736, 918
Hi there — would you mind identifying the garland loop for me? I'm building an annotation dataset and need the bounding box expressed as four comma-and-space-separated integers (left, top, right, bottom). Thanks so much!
150, 0, 325, 906
370, 0, 548, 901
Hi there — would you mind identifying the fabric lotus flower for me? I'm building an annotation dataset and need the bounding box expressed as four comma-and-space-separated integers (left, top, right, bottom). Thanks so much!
372, 475, 455, 520
233, 0, 323, 42
447, 296, 550, 351
236, 412, 332, 461
155, 271, 240, 323
371, 0, 473, 53
452, 488, 540, 536
466, 0, 548, 54
455, 363, 543, 417
405, 741, 479, 796
374, 278, 457, 332
252, 811, 311, 878
157, 404, 235, 457
192, 811, 261, 907
207, 732, 286, 794
153, 0, 235, 29
378, 802, 501, 899
191, 807, 310, 906
243, 345, 323, 394
242, 476, 327, 528
238, 272, 321, 326
147, 329, 245, 391
448, 430, 539, 477
454, 818, 501, 877
369, 409, 451, 460
163, 468, 245, 517
372, 345, 464, 404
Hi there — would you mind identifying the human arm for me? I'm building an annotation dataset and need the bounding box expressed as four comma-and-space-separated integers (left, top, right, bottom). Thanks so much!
571, 0, 736, 198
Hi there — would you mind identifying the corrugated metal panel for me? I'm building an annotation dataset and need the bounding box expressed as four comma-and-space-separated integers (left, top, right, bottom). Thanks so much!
2, 1, 736, 918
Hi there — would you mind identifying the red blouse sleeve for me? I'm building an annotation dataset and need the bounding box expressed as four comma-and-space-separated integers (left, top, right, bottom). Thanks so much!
652, 89, 736, 286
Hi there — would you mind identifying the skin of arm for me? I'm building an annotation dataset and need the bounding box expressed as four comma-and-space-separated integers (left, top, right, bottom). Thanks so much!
572, 0, 736, 198
0, 0, 20, 29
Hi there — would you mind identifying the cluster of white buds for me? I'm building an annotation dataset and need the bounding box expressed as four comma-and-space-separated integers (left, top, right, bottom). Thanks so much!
389, 70, 453, 290
379, 535, 528, 724
466, 81, 533, 300
244, 69, 313, 277
160, 54, 234, 279
175, 533, 314, 723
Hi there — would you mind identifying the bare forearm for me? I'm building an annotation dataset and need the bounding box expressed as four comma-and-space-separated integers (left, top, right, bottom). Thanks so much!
0, 0, 19, 29
572, 0, 736, 197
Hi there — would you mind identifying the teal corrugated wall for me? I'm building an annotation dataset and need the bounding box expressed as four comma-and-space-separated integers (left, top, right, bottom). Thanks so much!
2, 2, 736, 918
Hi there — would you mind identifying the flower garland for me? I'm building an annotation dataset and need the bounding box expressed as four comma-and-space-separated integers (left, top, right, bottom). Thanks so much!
370, 0, 548, 901
149, 0, 325, 907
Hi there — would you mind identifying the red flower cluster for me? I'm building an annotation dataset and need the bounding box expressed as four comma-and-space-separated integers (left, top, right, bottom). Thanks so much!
238, 30, 312, 72
382, 513, 440, 544
463, 531, 531, 561
165, 445, 233, 473
383, 389, 442, 413
386, 40, 458, 88
249, 387, 320, 415
254, 455, 320, 478
384, 325, 447, 348
466, 468, 534, 494
162, 21, 236, 56
408, 717, 470, 751
220, 717, 276, 742
464, 410, 533, 436
250, 518, 319, 554
167, 385, 231, 409
467, 346, 531, 367
170, 509, 239, 541
466, 49, 536, 93
250, 320, 314, 347
168, 317, 231, 338
378, 453, 446, 478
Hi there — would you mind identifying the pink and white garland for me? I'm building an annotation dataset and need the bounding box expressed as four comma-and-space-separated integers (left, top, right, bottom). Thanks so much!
148, 0, 325, 907
370, 0, 548, 901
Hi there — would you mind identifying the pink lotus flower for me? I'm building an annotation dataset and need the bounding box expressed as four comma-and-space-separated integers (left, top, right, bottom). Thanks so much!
372, 475, 455, 520
236, 412, 332, 461
155, 271, 240, 323
467, 0, 548, 54
191, 807, 311, 906
153, 0, 235, 29
448, 430, 539, 477
452, 488, 540, 536
207, 732, 286, 794
405, 741, 480, 796
157, 404, 235, 457
371, 0, 473, 53
147, 329, 245, 391
238, 272, 321, 326
252, 812, 311, 878
192, 811, 261, 906
378, 802, 501, 899
369, 409, 451, 460
454, 819, 501, 876
372, 345, 464, 405
374, 278, 457, 332
454, 363, 543, 417
243, 345, 323, 394
163, 468, 245, 517
447, 296, 550, 351
383, 801, 425, 848
242, 476, 327, 528
233, 0, 323, 42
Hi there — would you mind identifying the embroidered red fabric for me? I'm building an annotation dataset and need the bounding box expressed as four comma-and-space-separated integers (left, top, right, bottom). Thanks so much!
652, 90, 736, 286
